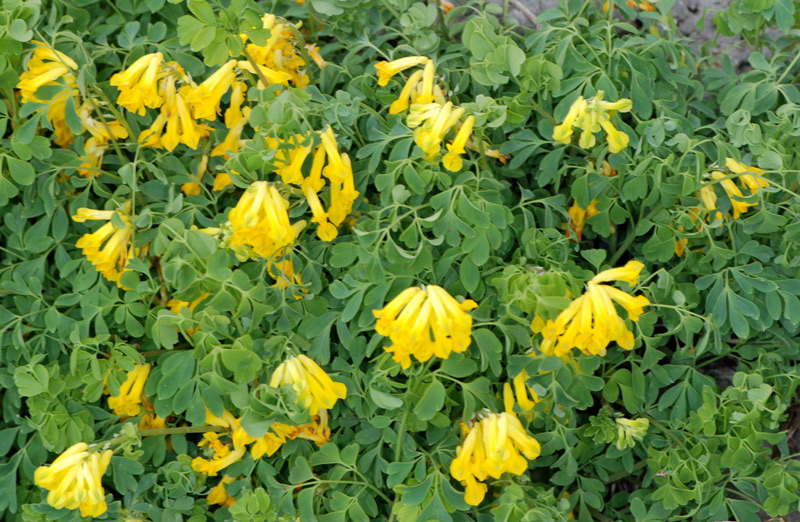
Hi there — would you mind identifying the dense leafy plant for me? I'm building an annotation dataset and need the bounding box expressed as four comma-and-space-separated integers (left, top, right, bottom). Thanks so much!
1, 0, 800, 521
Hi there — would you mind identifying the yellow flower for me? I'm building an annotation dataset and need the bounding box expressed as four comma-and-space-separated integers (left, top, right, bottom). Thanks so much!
270, 354, 348, 415
139, 413, 167, 430
228, 181, 299, 259
212, 107, 251, 159
374, 56, 429, 86
186, 60, 237, 121
17, 42, 80, 147
450, 412, 541, 506
710, 170, 756, 219
305, 44, 328, 68
225, 82, 248, 128
168, 292, 209, 336
107, 364, 150, 416
110, 52, 165, 116
250, 423, 298, 459
207, 475, 236, 507
390, 70, 423, 115
306, 187, 338, 241
552, 96, 586, 144
413, 59, 436, 105
183, 155, 208, 197
725, 158, 770, 196
328, 153, 360, 226
538, 261, 649, 359
77, 137, 108, 177
160, 75, 208, 151
192, 446, 246, 477
213, 172, 235, 191
373, 285, 478, 369
34, 443, 113, 517
243, 14, 309, 88
553, 91, 631, 153
442, 115, 475, 172
504, 370, 539, 416
72, 203, 136, 285
600, 120, 629, 153
568, 199, 599, 241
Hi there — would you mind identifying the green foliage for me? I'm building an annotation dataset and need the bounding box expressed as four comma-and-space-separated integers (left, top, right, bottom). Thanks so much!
2, 0, 800, 521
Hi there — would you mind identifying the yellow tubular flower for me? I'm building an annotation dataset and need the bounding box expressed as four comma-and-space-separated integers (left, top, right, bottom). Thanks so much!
236, 60, 292, 87
302, 146, 327, 195
725, 158, 770, 194
159, 76, 208, 151
710, 170, 755, 219
183, 155, 208, 197
207, 475, 236, 507
374, 56, 429, 86
390, 70, 424, 115
186, 60, 237, 121
552, 97, 586, 144
305, 44, 328, 68
212, 107, 251, 159
373, 285, 478, 369
306, 188, 338, 241
276, 141, 312, 186
568, 199, 599, 241
107, 364, 151, 416
414, 59, 436, 104
450, 413, 540, 506
213, 172, 235, 191
600, 120, 629, 153
34, 443, 113, 517
192, 447, 246, 477
270, 355, 348, 415
511, 370, 539, 413
320, 127, 346, 183
616, 418, 649, 449
442, 115, 475, 172
139, 413, 167, 430
538, 261, 649, 359
77, 137, 108, 177
228, 181, 297, 259
328, 153, 359, 227
110, 52, 164, 115
17, 42, 80, 147
225, 82, 248, 128
72, 203, 136, 285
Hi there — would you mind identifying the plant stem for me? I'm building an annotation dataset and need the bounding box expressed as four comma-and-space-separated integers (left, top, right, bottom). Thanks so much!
241, 47, 273, 87
608, 204, 663, 266
139, 426, 227, 436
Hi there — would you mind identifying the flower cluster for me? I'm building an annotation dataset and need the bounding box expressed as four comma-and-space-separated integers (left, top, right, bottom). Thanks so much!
699, 158, 769, 221
450, 412, 542, 506
34, 443, 113, 517
269, 354, 348, 415
373, 285, 478, 369
538, 261, 650, 359
375, 56, 477, 171
17, 41, 80, 147
553, 91, 632, 153
72, 203, 136, 286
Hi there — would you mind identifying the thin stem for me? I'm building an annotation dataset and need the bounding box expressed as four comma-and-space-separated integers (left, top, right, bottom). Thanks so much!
139, 426, 227, 436
241, 47, 273, 87
608, 204, 663, 266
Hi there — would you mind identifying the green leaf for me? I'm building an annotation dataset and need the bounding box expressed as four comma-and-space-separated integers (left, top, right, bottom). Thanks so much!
370, 388, 403, 410
6, 156, 35, 186
413, 379, 445, 421
289, 456, 315, 484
